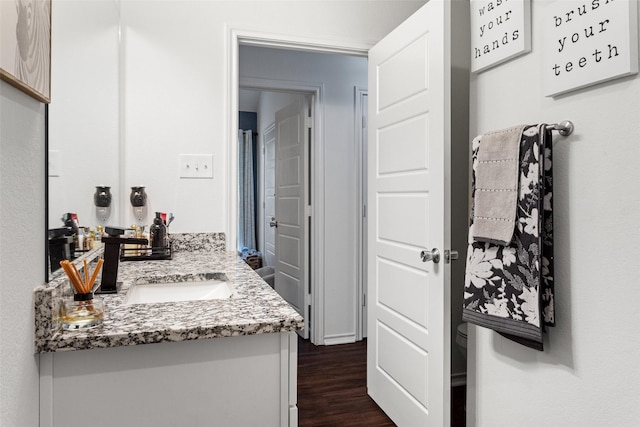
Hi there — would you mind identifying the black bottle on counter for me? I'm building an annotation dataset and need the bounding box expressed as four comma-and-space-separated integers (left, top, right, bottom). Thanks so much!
149, 212, 168, 253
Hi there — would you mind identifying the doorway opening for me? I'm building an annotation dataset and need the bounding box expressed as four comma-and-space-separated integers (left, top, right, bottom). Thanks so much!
231, 35, 370, 346
239, 88, 314, 339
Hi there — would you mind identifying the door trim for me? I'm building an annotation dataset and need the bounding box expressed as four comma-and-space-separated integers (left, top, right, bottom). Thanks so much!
231, 28, 370, 57
355, 86, 368, 341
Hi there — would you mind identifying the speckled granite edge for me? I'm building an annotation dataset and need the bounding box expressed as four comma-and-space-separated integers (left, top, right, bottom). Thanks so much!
169, 232, 226, 253
34, 232, 304, 353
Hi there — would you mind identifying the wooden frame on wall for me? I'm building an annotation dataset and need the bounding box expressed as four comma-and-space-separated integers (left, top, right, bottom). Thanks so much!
0, 0, 51, 103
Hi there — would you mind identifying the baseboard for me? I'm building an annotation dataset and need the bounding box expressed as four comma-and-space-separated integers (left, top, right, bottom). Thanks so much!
289, 405, 298, 427
323, 333, 356, 346
451, 372, 467, 387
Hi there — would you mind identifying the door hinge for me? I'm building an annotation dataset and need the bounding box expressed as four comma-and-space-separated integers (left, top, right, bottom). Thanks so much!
305, 116, 313, 128
305, 205, 312, 217
362, 293, 366, 307
445, 249, 459, 263
362, 204, 367, 218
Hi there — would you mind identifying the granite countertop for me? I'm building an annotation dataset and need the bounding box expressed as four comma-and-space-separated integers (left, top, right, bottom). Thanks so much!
34, 233, 304, 353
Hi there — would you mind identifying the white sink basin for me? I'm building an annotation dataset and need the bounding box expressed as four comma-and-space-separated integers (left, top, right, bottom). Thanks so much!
124, 273, 233, 305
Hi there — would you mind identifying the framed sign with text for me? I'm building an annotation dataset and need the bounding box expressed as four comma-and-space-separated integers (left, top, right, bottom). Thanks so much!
543, 0, 639, 97
470, 0, 531, 73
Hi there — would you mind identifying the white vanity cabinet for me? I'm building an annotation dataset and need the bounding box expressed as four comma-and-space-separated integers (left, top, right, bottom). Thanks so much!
40, 332, 298, 427
35, 245, 303, 427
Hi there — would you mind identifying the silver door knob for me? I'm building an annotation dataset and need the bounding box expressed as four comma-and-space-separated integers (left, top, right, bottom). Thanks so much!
420, 248, 440, 264
269, 217, 278, 228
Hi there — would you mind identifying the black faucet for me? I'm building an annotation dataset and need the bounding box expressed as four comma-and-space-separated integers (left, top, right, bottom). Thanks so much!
96, 227, 148, 294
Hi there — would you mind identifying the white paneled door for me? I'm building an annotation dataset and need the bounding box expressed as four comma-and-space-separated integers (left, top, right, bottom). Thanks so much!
274, 97, 310, 339
367, 1, 452, 426
263, 124, 277, 268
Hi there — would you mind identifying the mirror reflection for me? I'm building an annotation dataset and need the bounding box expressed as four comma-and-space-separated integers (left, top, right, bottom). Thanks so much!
48, 0, 121, 277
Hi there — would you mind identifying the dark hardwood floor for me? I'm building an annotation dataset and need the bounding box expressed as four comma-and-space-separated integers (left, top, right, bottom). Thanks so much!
297, 337, 466, 426
298, 337, 394, 426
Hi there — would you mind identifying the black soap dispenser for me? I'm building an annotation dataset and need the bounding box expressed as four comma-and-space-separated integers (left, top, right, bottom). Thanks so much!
149, 212, 168, 253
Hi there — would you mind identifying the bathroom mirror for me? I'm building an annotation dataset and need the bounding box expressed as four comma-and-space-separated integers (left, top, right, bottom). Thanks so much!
47, 0, 121, 279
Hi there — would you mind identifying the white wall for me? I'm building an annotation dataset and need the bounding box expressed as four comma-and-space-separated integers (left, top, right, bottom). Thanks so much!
241, 46, 369, 342
120, 0, 425, 232
49, 0, 121, 230
467, 2, 640, 426
0, 82, 44, 427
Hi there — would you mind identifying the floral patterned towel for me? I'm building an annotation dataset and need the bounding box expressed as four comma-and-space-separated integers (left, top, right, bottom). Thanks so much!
463, 125, 554, 351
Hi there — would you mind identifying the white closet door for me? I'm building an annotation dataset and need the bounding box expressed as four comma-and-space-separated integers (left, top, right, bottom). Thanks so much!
263, 124, 276, 268
274, 98, 309, 338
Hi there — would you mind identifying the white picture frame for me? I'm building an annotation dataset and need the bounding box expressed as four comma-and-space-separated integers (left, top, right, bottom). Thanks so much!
543, 0, 639, 97
470, 0, 532, 73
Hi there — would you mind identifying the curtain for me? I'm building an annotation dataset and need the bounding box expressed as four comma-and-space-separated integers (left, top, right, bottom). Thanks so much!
238, 129, 256, 251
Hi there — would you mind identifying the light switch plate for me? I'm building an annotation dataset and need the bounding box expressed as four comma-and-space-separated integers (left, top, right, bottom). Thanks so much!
179, 154, 213, 179
49, 150, 61, 177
